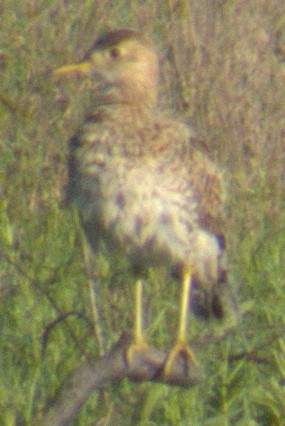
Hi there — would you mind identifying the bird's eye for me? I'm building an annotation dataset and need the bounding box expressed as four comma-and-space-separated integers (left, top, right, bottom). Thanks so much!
109, 47, 120, 59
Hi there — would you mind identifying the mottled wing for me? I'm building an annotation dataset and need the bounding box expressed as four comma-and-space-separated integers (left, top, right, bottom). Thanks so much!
189, 148, 226, 237
186, 147, 230, 319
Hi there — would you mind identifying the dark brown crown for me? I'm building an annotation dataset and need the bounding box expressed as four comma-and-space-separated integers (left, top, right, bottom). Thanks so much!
93, 29, 142, 50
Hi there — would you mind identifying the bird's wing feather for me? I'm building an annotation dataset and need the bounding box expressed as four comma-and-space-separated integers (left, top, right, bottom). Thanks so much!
187, 147, 227, 237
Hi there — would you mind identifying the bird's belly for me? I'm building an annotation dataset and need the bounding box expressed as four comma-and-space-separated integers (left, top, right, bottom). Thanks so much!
78, 165, 198, 268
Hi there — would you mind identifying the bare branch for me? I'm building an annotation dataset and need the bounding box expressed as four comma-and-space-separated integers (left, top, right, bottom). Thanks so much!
37, 333, 200, 426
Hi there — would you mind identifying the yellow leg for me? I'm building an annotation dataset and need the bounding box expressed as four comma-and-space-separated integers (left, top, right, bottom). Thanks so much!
178, 267, 191, 343
164, 265, 198, 375
126, 279, 148, 365
134, 279, 147, 346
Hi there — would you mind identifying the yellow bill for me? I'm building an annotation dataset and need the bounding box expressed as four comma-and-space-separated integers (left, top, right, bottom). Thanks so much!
52, 61, 92, 76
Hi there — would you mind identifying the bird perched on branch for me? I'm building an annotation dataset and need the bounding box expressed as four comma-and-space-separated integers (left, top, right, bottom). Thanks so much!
54, 29, 229, 376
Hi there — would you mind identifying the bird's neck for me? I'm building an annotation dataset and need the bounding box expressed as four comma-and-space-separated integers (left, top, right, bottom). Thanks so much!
120, 78, 158, 111
95, 81, 157, 118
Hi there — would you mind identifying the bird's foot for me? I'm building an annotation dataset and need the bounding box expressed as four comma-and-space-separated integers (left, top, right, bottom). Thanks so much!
163, 340, 199, 378
125, 336, 149, 368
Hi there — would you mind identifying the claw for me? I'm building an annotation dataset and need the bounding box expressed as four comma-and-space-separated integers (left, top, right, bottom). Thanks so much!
163, 341, 199, 377
125, 337, 149, 367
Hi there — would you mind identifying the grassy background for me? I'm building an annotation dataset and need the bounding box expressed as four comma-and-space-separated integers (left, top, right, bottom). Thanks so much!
1, 0, 285, 424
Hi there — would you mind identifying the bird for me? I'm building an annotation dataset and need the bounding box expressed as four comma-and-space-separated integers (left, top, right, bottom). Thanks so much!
54, 29, 228, 375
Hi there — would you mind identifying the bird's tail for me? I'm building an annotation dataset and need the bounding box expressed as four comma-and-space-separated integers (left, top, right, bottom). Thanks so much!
189, 230, 238, 321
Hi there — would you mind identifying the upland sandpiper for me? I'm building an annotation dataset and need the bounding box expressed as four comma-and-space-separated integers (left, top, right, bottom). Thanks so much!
54, 29, 228, 374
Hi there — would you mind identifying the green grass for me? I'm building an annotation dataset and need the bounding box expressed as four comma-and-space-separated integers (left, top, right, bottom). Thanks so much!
1, 0, 285, 424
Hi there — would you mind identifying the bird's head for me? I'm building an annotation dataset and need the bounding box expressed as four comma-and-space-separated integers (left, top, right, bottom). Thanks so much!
54, 29, 159, 106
